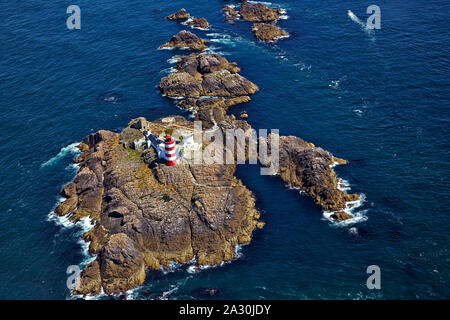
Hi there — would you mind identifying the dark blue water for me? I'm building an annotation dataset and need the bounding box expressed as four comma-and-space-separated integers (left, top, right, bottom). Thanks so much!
0, 0, 449, 299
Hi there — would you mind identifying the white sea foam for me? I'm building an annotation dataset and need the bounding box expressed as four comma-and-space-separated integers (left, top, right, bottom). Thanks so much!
160, 256, 197, 274
337, 178, 351, 192
348, 227, 359, 236
181, 17, 193, 25
322, 193, 368, 226
323, 159, 368, 225
47, 197, 75, 228
347, 10, 375, 37
347, 10, 365, 28
273, 33, 290, 41
285, 185, 306, 195
167, 56, 180, 64
41, 142, 81, 168
159, 67, 177, 75
329, 80, 340, 89
248, 1, 273, 5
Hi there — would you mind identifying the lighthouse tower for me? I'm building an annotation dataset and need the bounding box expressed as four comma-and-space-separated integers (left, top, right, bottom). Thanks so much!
164, 135, 177, 166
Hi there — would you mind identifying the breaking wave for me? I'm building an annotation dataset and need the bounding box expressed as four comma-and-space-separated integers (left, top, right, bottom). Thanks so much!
41, 142, 80, 168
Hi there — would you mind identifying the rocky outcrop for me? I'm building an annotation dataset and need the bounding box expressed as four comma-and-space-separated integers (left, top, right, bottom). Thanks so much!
222, 5, 240, 21
159, 30, 208, 51
240, 1, 282, 22
167, 8, 190, 20
331, 211, 353, 221
159, 53, 258, 98
252, 23, 289, 41
268, 135, 360, 212
61, 116, 263, 295
187, 17, 210, 29
159, 52, 257, 128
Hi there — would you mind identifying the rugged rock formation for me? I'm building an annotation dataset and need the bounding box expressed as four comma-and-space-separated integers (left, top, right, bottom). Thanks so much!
187, 17, 210, 29
265, 135, 360, 212
167, 8, 190, 20
60, 116, 263, 295
159, 53, 258, 98
252, 23, 289, 41
222, 5, 240, 21
240, 1, 282, 22
159, 30, 208, 51
158, 51, 357, 217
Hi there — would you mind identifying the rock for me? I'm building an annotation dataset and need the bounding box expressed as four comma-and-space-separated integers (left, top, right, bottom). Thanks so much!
142, 148, 158, 166
167, 8, 190, 20
187, 17, 210, 29
222, 6, 240, 21
239, 111, 249, 119
54, 196, 77, 216
240, 1, 282, 22
61, 182, 77, 198
252, 23, 289, 41
177, 96, 251, 112
65, 116, 263, 295
160, 30, 208, 51
73, 261, 102, 296
98, 233, 146, 295
331, 211, 353, 221
191, 287, 222, 297
159, 52, 258, 99
176, 53, 240, 77
202, 70, 258, 96
159, 72, 203, 97
272, 135, 360, 211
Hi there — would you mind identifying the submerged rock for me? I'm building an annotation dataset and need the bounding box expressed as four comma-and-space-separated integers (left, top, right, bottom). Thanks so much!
167, 8, 190, 20
187, 17, 210, 29
191, 287, 222, 297
252, 23, 289, 41
240, 1, 282, 22
160, 30, 208, 51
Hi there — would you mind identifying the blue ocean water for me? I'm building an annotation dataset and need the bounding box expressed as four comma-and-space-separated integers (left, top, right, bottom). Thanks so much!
0, 0, 449, 299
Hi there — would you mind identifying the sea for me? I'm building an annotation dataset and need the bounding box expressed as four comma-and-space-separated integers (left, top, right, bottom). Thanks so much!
0, 0, 449, 299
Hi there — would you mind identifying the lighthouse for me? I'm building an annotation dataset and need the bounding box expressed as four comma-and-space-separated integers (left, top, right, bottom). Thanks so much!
164, 135, 177, 166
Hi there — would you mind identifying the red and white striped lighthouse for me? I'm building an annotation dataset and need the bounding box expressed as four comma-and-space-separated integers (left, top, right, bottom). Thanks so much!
164, 135, 177, 166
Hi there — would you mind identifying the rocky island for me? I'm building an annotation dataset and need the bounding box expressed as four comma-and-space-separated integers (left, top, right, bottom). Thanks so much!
159, 30, 208, 51
252, 23, 289, 41
57, 111, 358, 295
55, 9, 360, 297
222, 1, 289, 42
240, 0, 283, 22
167, 8, 190, 20
57, 116, 264, 295
187, 17, 210, 29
